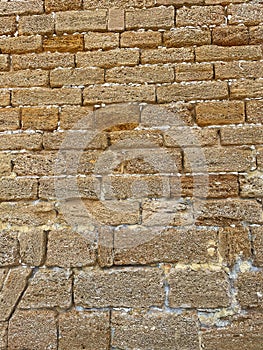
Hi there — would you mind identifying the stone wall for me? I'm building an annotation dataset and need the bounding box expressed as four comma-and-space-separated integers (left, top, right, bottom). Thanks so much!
0, 0, 263, 349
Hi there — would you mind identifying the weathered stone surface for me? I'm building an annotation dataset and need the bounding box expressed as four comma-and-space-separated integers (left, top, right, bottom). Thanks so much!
168, 268, 230, 308
18, 229, 46, 266
43, 34, 84, 52
74, 267, 164, 308
246, 100, 263, 124
114, 226, 218, 265
8, 310, 57, 350
112, 310, 199, 350
164, 27, 211, 47
239, 171, 263, 198
126, 7, 175, 29
0, 230, 20, 267
0, 133, 42, 151
46, 229, 96, 267
22, 107, 58, 130
58, 311, 110, 350
0, 177, 38, 200
0, 153, 11, 176
0, 322, 7, 350
236, 271, 263, 308
20, 269, 72, 309
251, 226, 263, 267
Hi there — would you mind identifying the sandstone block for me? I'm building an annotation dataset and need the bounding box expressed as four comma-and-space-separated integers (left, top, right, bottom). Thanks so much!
0, 134, 42, 151
215, 61, 263, 80
141, 47, 194, 64
0, 108, 20, 131
50, 67, 104, 87
246, 100, 263, 124
43, 34, 84, 52
167, 268, 230, 308
45, 0, 82, 12
126, 7, 175, 29
108, 8, 124, 31
0, 36, 42, 54
22, 107, 58, 131
175, 63, 213, 82
163, 27, 211, 47
221, 126, 263, 145
74, 267, 164, 308
12, 52, 74, 70
251, 227, 263, 267
121, 31, 162, 49
228, 3, 263, 25
0, 55, 9, 72
236, 271, 263, 308
177, 5, 225, 26
18, 229, 46, 266
0, 0, 43, 16
239, 171, 263, 198
8, 310, 57, 350
0, 16, 16, 36
20, 268, 72, 309
0, 177, 38, 200
0, 90, 10, 107
19, 14, 54, 35
60, 106, 94, 130
84, 32, 119, 50
230, 79, 263, 99
0, 70, 48, 88
250, 25, 263, 44
196, 45, 262, 62
212, 25, 249, 46
0, 154, 11, 176
0, 230, 20, 267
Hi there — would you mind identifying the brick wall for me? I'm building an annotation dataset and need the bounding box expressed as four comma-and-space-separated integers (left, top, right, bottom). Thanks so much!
0, 0, 263, 349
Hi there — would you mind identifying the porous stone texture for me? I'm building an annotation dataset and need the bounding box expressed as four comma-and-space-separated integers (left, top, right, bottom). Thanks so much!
1, 0, 263, 348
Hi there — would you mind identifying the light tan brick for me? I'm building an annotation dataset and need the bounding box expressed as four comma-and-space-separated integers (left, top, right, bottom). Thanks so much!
246, 100, 263, 124
219, 227, 251, 266
0, 70, 48, 88
170, 174, 239, 198
258, 148, 263, 171
0, 201, 56, 226
12, 52, 74, 70
50, 67, 104, 87
239, 171, 263, 198
251, 227, 263, 267
12, 87, 82, 106
221, 126, 263, 145
46, 229, 96, 267
45, 0, 82, 12
18, 229, 46, 266
164, 127, 218, 147
0, 90, 10, 107
168, 268, 229, 308
177, 5, 225, 27
77, 48, 139, 68
157, 0, 203, 4
74, 267, 164, 308
22, 107, 58, 130
230, 79, 263, 99
85, 32, 119, 50
175, 63, 213, 82
201, 312, 263, 350
102, 175, 170, 200
121, 31, 162, 49
0, 230, 20, 267
196, 101, 245, 126
0, 0, 43, 16
196, 199, 263, 226
43, 34, 84, 52
228, 3, 263, 25
19, 14, 54, 35
163, 28, 211, 47
39, 176, 101, 200
196, 45, 262, 62
141, 47, 194, 64
98, 227, 114, 268
114, 226, 218, 265
58, 311, 110, 350
94, 103, 140, 131
20, 269, 72, 309
0, 178, 37, 200
0, 267, 31, 321
250, 25, 263, 45
0, 36, 42, 54
108, 8, 124, 31
84, 85, 155, 104
109, 129, 163, 149
215, 61, 263, 80
0, 108, 20, 131
236, 271, 263, 308
0, 16, 16, 35
8, 310, 57, 350
106, 65, 174, 84
84, 0, 155, 7
0, 322, 7, 350
184, 146, 253, 173
56, 10, 107, 34
126, 6, 175, 29
0, 134, 42, 151
157, 81, 228, 103
0, 55, 9, 72
0, 153, 11, 176
212, 25, 249, 46
142, 199, 193, 226
60, 106, 94, 130
112, 310, 199, 350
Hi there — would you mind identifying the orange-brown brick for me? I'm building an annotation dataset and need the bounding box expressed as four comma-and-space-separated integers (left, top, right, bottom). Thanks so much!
22, 107, 58, 131
163, 28, 211, 47
43, 34, 84, 52
196, 101, 245, 126
121, 31, 162, 49
45, 0, 82, 12
19, 14, 54, 35
212, 26, 249, 46
126, 7, 175, 30
176, 5, 225, 27
0, 16, 16, 36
